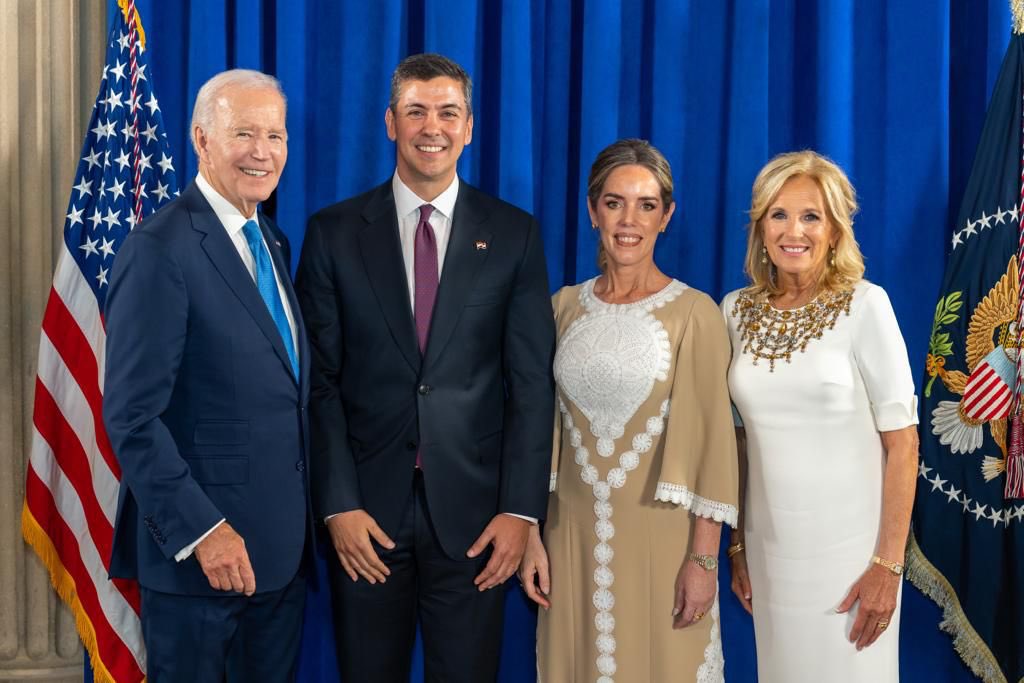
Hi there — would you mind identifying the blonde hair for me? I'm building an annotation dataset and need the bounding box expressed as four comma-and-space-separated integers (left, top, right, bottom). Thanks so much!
743, 150, 864, 296
586, 139, 674, 272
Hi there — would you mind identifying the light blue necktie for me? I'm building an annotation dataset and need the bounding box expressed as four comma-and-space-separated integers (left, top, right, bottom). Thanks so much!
242, 219, 298, 379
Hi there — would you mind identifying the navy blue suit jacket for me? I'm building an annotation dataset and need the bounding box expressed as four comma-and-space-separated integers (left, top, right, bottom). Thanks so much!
103, 181, 311, 596
296, 180, 555, 560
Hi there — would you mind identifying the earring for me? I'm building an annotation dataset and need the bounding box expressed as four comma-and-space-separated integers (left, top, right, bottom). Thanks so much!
760, 246, 768, 264
591, 223, 598, 230
829, 247, 836, 267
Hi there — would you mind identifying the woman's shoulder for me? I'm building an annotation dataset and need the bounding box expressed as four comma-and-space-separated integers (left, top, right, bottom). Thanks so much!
551, 278, 593, 311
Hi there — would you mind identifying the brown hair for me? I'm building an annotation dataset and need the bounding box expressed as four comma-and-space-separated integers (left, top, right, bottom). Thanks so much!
390, 53, 473, 116
587, 139, 674, 272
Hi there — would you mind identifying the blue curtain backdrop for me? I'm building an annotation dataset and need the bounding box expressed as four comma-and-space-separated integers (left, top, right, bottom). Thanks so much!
99, 1, 1015, 681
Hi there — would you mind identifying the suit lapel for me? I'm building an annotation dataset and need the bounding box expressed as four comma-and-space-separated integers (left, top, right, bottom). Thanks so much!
184, 184, 297, 384
358, 184, 421, 374
423, 184, 493, 367
261, 217, 305, 391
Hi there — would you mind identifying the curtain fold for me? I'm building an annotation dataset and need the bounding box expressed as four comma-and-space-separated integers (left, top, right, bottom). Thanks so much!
114, 1, 1014, 680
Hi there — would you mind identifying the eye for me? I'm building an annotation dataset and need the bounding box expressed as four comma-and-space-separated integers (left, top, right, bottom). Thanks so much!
236, 131, 252, 138
604, 199, 621, 209
406, 110, 424, 118
441, 111, 458, 119
641, 201, 657, 211
770, 210, 786, 220
801, 212, 820, 223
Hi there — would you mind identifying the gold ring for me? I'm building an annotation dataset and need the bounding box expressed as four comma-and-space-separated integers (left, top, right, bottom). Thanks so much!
694, 611, 705, 621
877, 620, 889, 630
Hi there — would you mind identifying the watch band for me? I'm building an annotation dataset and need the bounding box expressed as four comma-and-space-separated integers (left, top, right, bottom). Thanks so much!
871, 555, 904, 576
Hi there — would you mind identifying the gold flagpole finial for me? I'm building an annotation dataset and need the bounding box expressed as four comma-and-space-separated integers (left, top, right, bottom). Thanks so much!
116, 0, 147, 50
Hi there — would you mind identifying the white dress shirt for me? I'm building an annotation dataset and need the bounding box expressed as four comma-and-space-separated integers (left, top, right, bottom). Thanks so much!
175, 174, 300, 561
392, 172, 459, 307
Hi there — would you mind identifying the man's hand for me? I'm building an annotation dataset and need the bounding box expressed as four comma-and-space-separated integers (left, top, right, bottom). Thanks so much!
326, 509, 395, 584
467, 514, 530, 591
194, 523, 255, 595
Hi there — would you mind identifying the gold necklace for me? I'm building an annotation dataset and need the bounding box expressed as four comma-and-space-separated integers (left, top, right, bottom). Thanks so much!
732, 289, 853, 371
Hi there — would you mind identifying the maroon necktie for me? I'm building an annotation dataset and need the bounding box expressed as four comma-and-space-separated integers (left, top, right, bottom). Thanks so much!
413, 205, 437, 469
414, 204, 438, 354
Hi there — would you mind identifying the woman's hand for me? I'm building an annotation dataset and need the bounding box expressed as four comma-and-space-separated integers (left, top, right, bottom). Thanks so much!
836, 563, 901, 649
516, 524, 550, 609
672, 557, 717, 629
729, 549, 753, 615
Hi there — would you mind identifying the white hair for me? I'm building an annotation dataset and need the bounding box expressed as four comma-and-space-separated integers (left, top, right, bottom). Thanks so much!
190, 69, 286, 155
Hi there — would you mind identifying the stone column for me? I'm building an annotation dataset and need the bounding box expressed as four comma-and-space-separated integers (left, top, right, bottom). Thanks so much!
1, 1, 106, 681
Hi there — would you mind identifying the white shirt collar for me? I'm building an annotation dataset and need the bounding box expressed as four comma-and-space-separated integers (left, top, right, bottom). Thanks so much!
194, 172, 257, 239
392, 172, 459, 221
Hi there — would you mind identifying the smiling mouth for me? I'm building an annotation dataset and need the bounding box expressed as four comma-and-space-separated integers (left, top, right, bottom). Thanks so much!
241, 168, 270, 177
614, 234, 642, 246
416, 144, 446, 153
780, 245, 809, 254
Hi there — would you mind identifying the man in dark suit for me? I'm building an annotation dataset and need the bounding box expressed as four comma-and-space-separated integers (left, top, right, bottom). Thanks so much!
296, 53, 555, 682
103, 69, 310, 682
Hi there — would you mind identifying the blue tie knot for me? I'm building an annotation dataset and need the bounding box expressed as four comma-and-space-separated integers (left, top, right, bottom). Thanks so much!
242, 219, 263, 257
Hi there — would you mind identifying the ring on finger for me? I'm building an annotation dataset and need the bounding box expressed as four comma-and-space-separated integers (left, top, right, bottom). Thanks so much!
694, 611, 705, 621
876, 619, 889, 630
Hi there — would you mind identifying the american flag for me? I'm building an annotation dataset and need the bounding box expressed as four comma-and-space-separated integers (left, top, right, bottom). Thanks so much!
21, 3, 178, 681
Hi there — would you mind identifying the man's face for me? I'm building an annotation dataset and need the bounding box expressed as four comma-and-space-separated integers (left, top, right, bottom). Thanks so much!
194, 85, 287, 217
385, 76, 473, 198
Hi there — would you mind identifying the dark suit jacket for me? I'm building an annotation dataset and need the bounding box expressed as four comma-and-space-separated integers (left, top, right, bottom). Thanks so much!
296, 179, 555, 559
103, 182, 311, 595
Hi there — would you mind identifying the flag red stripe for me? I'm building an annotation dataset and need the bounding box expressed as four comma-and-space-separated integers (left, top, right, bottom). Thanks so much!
41, 289, 120, 477
32, 378, 114, 565
977, 392, 1012, 421
25, 468, 145, 683
964, 369, 1000, 411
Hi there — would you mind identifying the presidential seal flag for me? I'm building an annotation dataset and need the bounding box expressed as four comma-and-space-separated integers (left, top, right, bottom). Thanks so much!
20, 1, 178, 681
908, 13, 1024, 683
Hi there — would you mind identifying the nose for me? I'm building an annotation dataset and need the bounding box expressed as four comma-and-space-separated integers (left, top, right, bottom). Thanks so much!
422, 112, 442, 136
620, 203, 638, 226
250, 135, 270, 159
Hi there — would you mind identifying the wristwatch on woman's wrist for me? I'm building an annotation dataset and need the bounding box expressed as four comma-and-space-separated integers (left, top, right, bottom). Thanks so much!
688, 553, 718, 571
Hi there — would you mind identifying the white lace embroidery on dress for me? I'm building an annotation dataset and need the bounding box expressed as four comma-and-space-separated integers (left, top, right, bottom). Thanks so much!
653, 483, 739, 527
558, 398, 670, 683
697, 597, 725, 683
554, 279, 686, 452
549, 472, 557, 492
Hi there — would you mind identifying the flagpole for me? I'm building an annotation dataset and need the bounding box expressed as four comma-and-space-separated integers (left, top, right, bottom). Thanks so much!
1008, 0, 1024, 500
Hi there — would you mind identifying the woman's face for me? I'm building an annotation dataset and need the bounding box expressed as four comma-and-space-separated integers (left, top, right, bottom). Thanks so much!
588, 164, 675, 271
761, 174, 836, 288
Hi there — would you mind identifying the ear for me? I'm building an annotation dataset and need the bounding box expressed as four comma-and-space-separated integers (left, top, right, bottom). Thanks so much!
385, 107, 397, 142
586, 198, 599, 228
464, 113, 474, 146
193, 125, 210, 165
661, 202, 677, 230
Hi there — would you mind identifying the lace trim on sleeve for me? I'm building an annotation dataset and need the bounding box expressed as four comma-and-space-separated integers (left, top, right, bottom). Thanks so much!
654, 482, 739, 527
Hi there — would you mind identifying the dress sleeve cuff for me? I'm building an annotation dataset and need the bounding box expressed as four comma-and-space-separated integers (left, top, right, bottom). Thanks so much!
653, 482, 738, 527
872, 395, 919, 432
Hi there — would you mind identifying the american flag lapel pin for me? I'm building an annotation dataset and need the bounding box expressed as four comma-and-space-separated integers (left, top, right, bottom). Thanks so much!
475, 240, 488, 250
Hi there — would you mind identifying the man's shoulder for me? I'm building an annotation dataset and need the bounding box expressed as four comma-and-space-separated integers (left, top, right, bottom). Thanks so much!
456, 182, 535, 236
309, 182, 389, 226
130, 183, 202, 243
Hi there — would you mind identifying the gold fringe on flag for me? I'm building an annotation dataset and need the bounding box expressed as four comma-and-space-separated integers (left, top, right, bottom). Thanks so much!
20, 504, 131, 683
116, 0, 147, 50
905, 531, 1016, 683
1013, 0, 1024, 35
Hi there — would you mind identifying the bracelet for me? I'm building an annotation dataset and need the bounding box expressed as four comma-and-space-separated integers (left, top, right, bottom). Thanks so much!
727, 542, 745, 558
871, 555, 904, 576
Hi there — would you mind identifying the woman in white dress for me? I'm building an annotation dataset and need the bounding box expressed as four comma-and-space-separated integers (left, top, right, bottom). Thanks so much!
722, 151, 919, 682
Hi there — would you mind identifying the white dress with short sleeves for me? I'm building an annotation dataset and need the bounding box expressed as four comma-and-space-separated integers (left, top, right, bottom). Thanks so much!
722, 281, 918, 683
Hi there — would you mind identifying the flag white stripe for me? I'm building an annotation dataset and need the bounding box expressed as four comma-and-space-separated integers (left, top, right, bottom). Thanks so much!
51, 246, 107, 389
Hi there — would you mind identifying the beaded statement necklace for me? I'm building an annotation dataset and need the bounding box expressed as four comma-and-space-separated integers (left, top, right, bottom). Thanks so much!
732, 289, 853, 371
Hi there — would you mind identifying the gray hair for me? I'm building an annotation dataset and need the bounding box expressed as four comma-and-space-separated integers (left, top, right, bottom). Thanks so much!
190, 69, 286, 155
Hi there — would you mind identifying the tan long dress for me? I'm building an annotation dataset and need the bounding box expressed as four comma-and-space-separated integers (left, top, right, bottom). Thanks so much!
537, 278, 739, 683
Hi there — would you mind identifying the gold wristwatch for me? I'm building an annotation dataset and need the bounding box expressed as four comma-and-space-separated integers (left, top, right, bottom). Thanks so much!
871, 555, 904, 576
688, 553, 718, 571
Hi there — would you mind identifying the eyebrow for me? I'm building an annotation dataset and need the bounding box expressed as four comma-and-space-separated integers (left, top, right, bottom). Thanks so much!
403, 102, 463, 111
603, 192, 660, 202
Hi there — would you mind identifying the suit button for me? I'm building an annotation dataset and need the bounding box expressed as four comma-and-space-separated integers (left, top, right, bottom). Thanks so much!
296, 460, 305, 472
417, 384, 431, 395
406, 441, 417, 450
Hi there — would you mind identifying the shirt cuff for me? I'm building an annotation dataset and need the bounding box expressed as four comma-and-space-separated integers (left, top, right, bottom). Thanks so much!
174, 519, 225, 562
502, 512, 538, 525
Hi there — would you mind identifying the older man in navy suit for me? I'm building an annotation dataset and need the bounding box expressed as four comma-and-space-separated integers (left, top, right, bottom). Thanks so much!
297, 53, 555, 682
103, 69, 310, 682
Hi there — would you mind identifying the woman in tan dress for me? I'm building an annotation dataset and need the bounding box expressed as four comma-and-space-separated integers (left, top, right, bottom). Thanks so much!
518, 139, 739, 682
